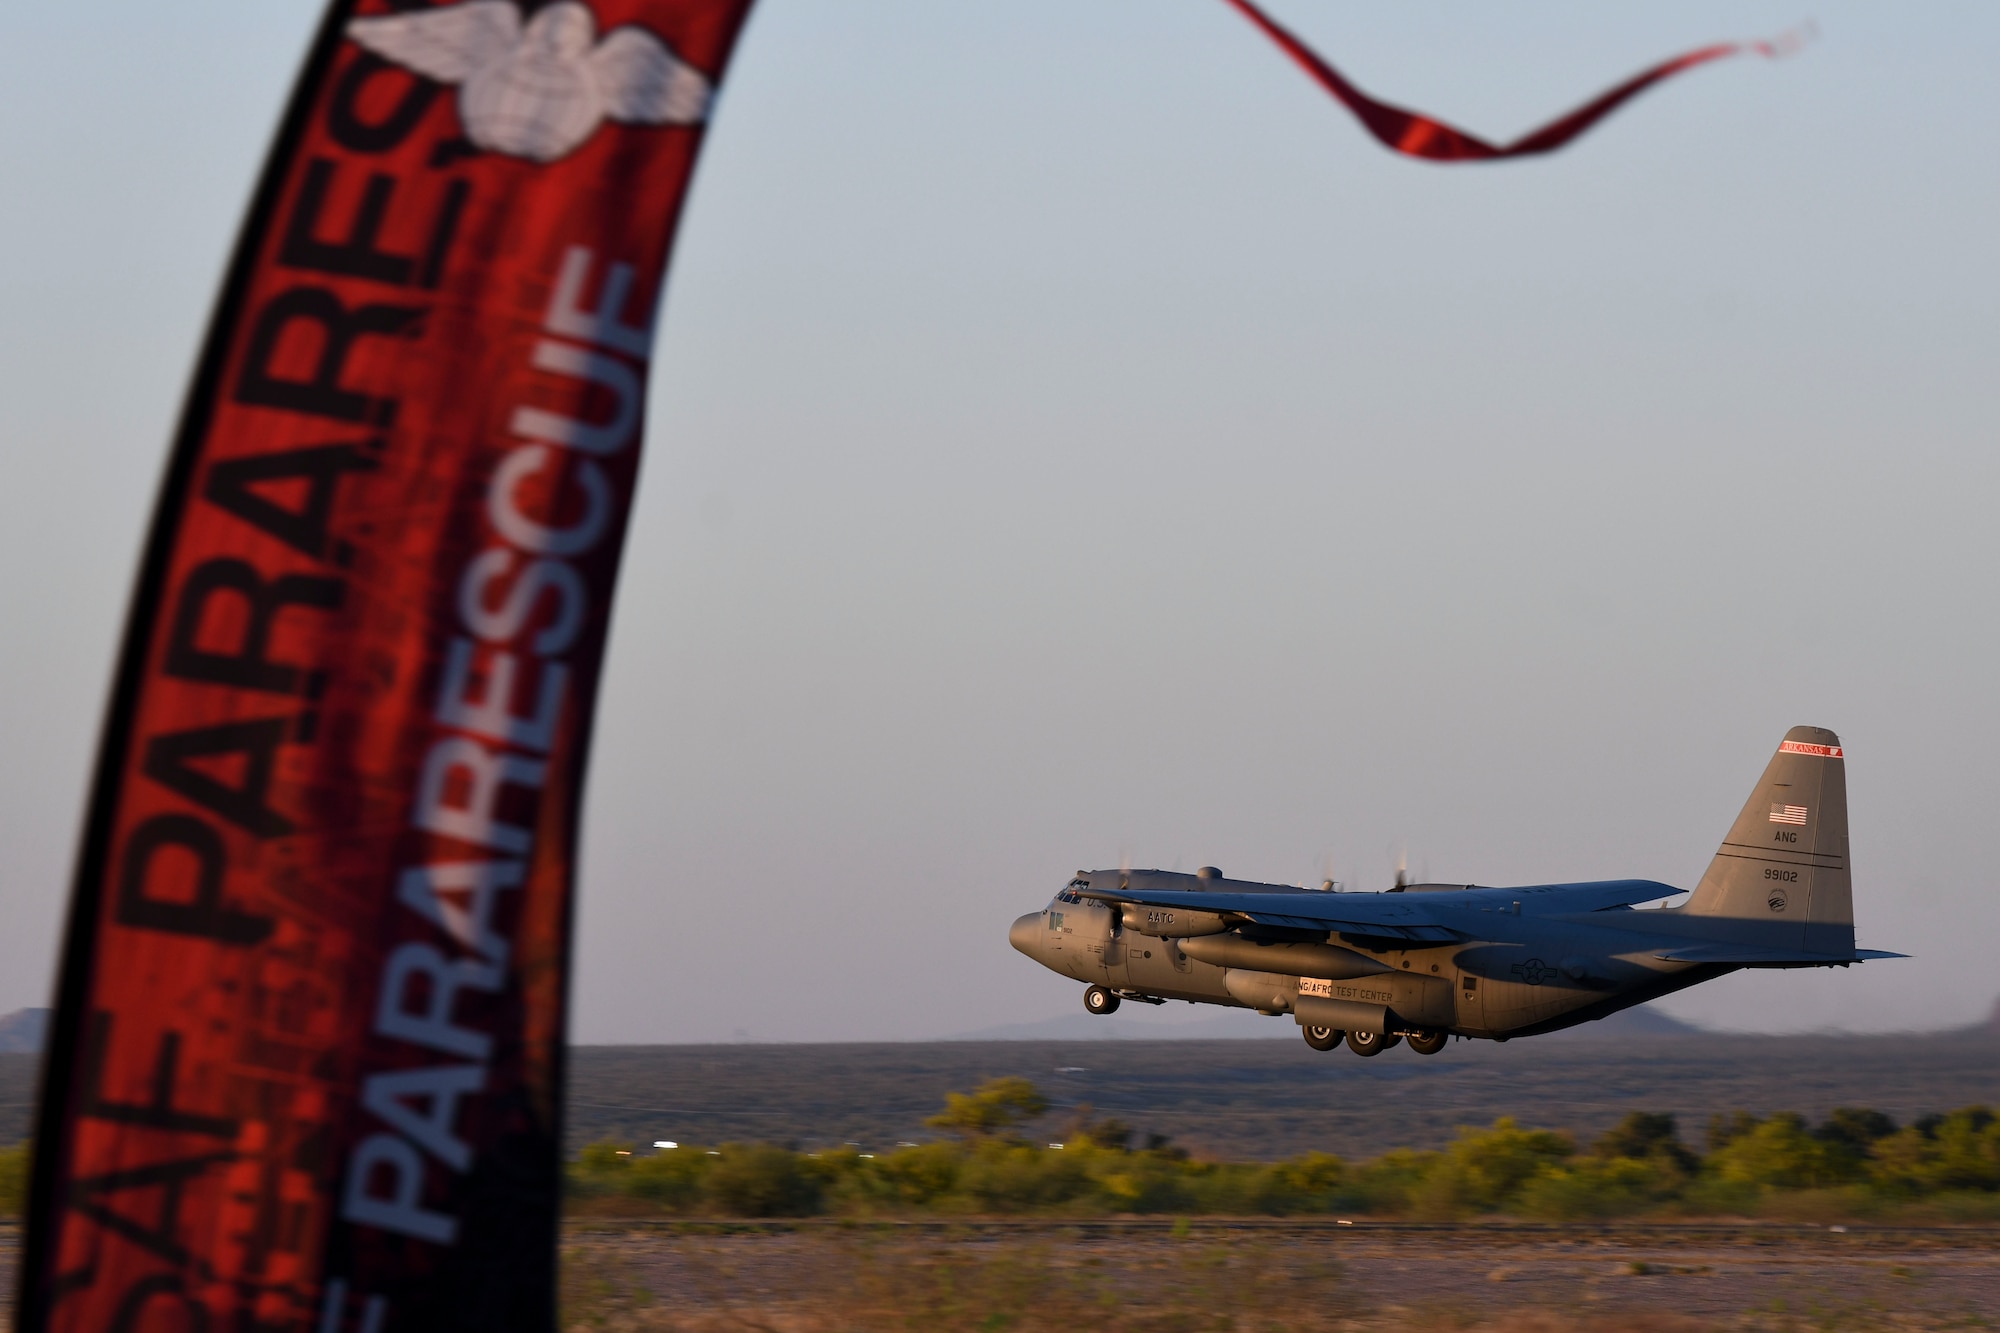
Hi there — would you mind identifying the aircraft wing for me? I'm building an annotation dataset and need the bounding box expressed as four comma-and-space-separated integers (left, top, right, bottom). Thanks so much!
1652, 944, 1909, 966
1073, 885, 1467, 942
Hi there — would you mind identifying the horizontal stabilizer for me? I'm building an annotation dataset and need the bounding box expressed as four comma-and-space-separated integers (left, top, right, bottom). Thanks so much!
1652, 944, 1907, 966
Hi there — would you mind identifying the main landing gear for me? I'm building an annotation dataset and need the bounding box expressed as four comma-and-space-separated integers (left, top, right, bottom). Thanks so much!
1301, 1024, 1342, 1051
1304, 1023, 1451, 1056
1084, 985, 1121, 1015
1344, 1029, 1403, 1057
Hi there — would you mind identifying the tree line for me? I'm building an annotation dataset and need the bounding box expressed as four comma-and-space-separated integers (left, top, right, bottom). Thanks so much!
5, 1077, 1999, 1222
562, 1077, 2000, 1222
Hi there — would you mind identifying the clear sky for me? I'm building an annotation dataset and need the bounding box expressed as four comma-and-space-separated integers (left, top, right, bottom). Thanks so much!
1, 1, 1995, 1042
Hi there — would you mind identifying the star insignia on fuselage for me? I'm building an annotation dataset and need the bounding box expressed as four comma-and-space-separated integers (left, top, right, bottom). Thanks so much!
1511, 958, 1554, 986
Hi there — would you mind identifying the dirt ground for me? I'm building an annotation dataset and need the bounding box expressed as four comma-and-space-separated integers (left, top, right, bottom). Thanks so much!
554, 1220, 2000, 1332
4, 1221, 1995, 1331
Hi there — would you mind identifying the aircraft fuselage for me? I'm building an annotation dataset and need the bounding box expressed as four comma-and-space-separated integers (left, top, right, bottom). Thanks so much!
1008, 729, 1896, 1052
1009, 880, 1721, 1042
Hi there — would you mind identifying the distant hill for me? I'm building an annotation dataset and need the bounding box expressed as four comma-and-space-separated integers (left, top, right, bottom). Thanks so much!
1988, 993, 2000, 1033
0, 1007, 47, 1055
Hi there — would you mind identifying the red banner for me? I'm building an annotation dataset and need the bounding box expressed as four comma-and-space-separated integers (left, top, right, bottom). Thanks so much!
18, 1, 755, 1328
1224, 0, 1802, 161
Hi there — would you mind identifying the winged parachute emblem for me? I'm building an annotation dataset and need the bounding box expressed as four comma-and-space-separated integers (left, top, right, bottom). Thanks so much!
346, 0, 713, 163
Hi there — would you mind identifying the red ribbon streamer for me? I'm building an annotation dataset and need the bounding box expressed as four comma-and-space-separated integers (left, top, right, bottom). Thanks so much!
1222, 0, 1804, 161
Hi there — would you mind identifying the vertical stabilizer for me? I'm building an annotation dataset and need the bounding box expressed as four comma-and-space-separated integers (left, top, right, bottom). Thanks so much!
1682, 727, 1852, 954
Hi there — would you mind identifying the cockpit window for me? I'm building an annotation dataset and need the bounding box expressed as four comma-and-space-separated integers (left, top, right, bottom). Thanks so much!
1056, 877, 1088, 904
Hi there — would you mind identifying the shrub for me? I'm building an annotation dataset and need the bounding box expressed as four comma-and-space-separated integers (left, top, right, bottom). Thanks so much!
1593, 1112, 1698, 1175
1517, 1156, 1674, 1220
1072, 1111, 1135, 1151
625, 1145, 710, 1209
955, 1140, 1093, 1213
567, 1139, 636, 1199
704, 1143, 824, 1217
1088, 1147, 1204, 1214
1706, 1113, 1862, 1190
1870, 1107, 2000, 1194
1811, 1107, 1899, 1181
1707, 1110, 1760, 1151
1816, 1107, 1898, 1153
0, 1140, 28, 1218
1243, 1152, 1347, 1216
1344, 1148, 1439, 1215
926, 1077, 1049, 1139
1673, 1174, 1761, 1217
858, 1140, 963, 1207
1412, 1118, 1574, 1218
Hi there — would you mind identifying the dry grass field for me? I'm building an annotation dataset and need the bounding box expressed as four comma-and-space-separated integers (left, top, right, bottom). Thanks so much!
551, 1219, 2000, 1331
2, 1219, 1996, 1331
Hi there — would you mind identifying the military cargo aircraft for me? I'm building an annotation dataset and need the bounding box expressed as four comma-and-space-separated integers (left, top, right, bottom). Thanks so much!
1008, 728, 1902, 1054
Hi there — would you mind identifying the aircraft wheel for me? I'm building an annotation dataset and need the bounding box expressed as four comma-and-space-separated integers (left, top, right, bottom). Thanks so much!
1301, 1024, 1343, 1052
1344, 1029, 1388, 1057
1084, 985, 1121, 1016
1406, 1030, 1448, 1055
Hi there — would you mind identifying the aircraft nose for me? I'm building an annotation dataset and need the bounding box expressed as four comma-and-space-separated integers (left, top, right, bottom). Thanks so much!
1009, 912, 1043, 957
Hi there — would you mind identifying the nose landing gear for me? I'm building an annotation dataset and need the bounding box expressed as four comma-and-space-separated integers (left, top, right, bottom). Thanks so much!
1084, 985, 1121, 1015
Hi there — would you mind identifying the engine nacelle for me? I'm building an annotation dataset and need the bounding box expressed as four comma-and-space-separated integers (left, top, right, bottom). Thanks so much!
1178, 933, 1392, 979
1120, 904, 1232, 938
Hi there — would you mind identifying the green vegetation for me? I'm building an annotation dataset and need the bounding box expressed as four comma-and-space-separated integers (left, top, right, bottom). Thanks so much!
4, 1080, 1992, 1226
568, 1079, 2000, 1222
0, 1138, 27, 1217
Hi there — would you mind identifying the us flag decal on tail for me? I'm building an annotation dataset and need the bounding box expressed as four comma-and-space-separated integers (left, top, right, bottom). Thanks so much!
1769, 804, 1809, 825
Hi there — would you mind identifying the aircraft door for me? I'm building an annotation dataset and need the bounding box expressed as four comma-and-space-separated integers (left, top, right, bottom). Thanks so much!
1456, 969, 1485, 1032
1073, 901, 1118, 969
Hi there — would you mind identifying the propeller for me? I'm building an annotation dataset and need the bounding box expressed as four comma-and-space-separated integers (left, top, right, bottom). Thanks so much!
1387, 845, 1434, 891
1313, 850, 1341, 892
